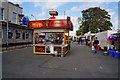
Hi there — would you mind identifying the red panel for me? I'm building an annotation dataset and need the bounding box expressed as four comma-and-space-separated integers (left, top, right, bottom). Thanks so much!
49, 20, 67, 27
49, 17, 56, 19
27, 16, 73, 29
54, 46, 61, 54
35, 46, 45, 53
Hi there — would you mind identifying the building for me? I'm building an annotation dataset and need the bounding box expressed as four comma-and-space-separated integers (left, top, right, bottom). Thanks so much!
1, 21, 33, 47
0, 1, 33, 47
0, 1, 24, 24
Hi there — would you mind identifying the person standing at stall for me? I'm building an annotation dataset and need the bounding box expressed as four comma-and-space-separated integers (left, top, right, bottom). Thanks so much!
93, 37, 99, 53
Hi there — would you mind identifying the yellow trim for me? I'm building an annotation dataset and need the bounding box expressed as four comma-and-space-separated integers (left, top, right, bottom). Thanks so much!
68, 31, 69, 44
33, 45, 35, 53
64, 29, 65, 46
54, 46, 62, 48
45, 33, 46, 44
34, 52, 53, 54
65, 49, 69, 55
33, 29, 35, 45
34, 45, 46, 46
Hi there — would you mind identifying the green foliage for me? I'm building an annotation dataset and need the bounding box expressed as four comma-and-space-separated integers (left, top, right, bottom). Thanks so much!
76, 7, 113, 36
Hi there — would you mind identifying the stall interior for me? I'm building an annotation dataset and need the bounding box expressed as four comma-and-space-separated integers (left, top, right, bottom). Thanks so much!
35, 33, 64, 45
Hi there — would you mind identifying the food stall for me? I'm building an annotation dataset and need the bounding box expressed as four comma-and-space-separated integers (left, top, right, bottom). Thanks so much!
27, 12, 73, 57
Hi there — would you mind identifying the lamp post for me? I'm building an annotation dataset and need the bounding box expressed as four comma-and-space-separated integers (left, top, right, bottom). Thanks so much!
6, 0, 9, 49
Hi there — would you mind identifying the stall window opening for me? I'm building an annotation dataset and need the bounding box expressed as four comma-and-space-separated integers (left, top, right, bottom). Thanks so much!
16, 31, 21, 39
8, 31, 13, 39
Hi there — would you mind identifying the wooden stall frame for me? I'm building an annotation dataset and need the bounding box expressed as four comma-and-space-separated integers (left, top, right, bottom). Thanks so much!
33, 29, 35, 45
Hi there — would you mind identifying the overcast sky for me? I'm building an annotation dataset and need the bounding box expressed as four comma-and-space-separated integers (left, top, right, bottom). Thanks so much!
8, 0, 119, 36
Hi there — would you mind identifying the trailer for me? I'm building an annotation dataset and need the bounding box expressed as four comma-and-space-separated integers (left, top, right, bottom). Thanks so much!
95, 30, 117, 49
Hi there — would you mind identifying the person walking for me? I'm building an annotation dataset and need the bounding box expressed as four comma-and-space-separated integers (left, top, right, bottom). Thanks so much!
85, 38, 88, 45
93, 37, 99, 53
80, 37, 83, 45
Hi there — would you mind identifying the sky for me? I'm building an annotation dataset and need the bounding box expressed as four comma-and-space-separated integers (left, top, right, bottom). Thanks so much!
8, 0, 119, 36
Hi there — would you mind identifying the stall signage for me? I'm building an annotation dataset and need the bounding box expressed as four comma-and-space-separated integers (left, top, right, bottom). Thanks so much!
35, 46, 45, 53
28, 20, 69, 28
28, 21, 44, 28
32, 22, 43, 28
49, 21, 67, 27
54, 46, 61, 54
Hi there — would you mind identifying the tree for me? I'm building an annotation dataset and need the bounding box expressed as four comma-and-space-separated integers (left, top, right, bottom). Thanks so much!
76, 7, 112, 36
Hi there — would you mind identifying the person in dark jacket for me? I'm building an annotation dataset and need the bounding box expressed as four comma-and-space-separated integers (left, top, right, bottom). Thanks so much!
78, 37, 81, 44
85, 38, 88, 45
93, 37, 99, 53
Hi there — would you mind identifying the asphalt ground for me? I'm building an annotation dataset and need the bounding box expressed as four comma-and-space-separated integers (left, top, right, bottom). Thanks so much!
2, 42, 118, 78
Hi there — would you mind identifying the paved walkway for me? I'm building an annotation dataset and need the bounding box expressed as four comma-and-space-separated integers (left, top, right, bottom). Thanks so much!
2, 42, 118, 78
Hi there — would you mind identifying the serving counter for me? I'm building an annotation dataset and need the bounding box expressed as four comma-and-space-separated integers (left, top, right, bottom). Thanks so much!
33, 43, 70, 57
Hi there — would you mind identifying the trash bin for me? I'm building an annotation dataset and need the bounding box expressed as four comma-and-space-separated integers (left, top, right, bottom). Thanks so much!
108, 51, 114, 57
114, 52, 120, 58
89, 43, 92, 47
97, 45, 100, 50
